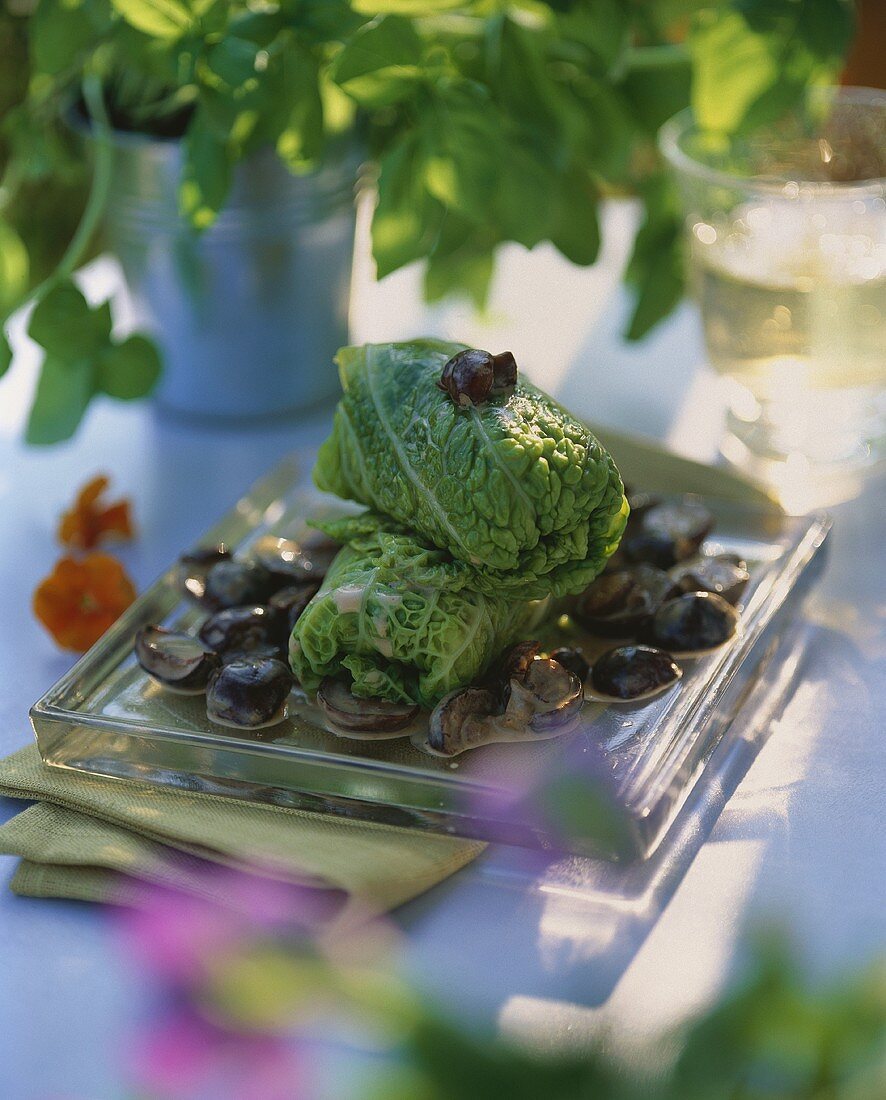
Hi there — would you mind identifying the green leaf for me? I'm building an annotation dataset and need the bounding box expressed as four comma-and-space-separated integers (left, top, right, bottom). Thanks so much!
275, 45, 325, 171
0, 221, 30, 316
351, 1, 464, 13
624, 174, 685, 341
180, 112, 232, 228
620, 43, 692, 136
31, 0, 98, 75
550, 165, 601, 267
207, 36, 260, 89
795, 0, 855, 61
424, 217, 495, 311
28, 282, 109, 360
110, 0, 193, 40
25, 355, 94, 445
98, 334, 162, 399
422, 82, 503, 226
689, 10, 779, 133
556, 0, 630, 74
372, 136, 444, 279
332, 16, 424, 108
0, 331, 12, 380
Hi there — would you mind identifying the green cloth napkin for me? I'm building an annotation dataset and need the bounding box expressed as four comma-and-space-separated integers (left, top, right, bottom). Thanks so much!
0, 744, 483, 928
0, 429, 777, 922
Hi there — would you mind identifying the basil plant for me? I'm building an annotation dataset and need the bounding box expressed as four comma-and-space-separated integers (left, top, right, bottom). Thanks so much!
0, 0, 855, 442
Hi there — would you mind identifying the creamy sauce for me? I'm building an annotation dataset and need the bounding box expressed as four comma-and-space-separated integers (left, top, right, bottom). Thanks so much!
331, 584, 366, 614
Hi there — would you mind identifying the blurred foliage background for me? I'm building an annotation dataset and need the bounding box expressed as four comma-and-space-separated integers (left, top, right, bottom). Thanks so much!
0, 0, 859, 440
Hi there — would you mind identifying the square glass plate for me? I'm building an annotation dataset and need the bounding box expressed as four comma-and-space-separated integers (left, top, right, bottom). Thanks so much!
31, 454, 830, 861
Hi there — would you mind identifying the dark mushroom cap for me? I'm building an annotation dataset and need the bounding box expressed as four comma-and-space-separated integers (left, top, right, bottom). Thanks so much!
669, 555, 750, 606
135, 625, 220, 694
201, 559, 277, 611
591, 645, 682, 700
644, 591, 739, 653
206, 657, 293, 729
268, 583, 321, 631
178, 544, 232, 603
439, 349, 518, 407
316, 678, 419, 734
574, 565, 679, 638
198, 604, 285, 657
548, 646, 590, 683
427, 686, 500, 756
511, 658, 583, 733
497, 640, 543, 682
623, 501, 714, 568
251, 534, 339, 586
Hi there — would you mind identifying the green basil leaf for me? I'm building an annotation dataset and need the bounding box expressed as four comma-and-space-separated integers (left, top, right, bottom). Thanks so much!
25, 355, 95, 445
0, 331, 12, 380
422, 82, 503, 225
424, 218, 495, 311
372, 136, 444, 279
110, 0, 193, 40
624, 174, 685, 340
556, 0, 630, 74
207, 36, 260, 89
98, 334, 162, 399
275, 45, 325, 171
689, 11, 779, 133
550, 165, 601, 267
351, 1, 463, 14
180, 112, 232, 228
31, 0, 98, 75
28, 282, 109, 360
795, 0, 855, 61
0, 221, 30, 316
620, 43, 692, 136
332, 16, 424, 108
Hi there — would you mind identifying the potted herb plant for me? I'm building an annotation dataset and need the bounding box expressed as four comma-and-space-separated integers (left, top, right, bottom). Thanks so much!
0, 0, 855, 442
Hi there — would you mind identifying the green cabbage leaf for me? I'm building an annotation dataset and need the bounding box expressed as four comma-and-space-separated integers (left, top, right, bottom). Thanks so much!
313, 339, 628, 599
289, 535, 547, 709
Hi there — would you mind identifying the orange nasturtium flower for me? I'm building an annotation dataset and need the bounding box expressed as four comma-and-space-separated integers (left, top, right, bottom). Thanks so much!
33, 554, 137, 652
58, 475, 134, 550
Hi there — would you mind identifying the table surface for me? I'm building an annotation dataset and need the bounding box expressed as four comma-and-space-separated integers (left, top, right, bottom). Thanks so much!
2, 203, 884, 1097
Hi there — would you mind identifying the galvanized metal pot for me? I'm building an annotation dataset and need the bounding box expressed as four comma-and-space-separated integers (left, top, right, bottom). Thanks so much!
103, 133, 358, 420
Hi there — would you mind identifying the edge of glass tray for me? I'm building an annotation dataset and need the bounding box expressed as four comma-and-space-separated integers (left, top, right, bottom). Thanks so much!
30, 452, 831, 861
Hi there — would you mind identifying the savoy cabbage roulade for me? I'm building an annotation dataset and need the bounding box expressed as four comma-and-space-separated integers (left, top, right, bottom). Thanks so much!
289, 527, 547, 708
313, 339, 628, 599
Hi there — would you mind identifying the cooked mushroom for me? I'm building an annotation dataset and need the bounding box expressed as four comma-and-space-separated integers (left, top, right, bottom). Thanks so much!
427, 656, 583, 757
591, 645, 682, 700
548, 646, 590, 682
202, 560, 276, 610
505, 658, 583, 733
574, 565, 679, 638
135, 625, 220, 694
623, 500, 714, 568
268, 583, 320, 631
669, 555, 750, 606
178, 544, 232, 603
497, 640, 543, 682
251, 534, 339, 586
644, 591, 739, 653
316, 678, 419, 735
198, 605, 285, 658
206, 657, 293, 729
439, 349, 517, 406
427, 686, 500, 755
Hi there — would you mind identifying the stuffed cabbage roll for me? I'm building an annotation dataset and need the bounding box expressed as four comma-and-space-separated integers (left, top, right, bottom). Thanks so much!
289, 529, 547, 709
313, 340, 627, 599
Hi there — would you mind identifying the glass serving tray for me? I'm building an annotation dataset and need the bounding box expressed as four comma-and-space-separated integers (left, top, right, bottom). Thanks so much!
31, 454, 830, 861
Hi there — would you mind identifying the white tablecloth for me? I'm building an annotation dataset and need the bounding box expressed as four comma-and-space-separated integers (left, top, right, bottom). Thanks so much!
1, 204, 884, 1096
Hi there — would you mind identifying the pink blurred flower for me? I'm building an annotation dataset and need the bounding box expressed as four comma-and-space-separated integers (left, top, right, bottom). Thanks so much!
130, 1004, 307, 1100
